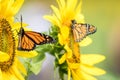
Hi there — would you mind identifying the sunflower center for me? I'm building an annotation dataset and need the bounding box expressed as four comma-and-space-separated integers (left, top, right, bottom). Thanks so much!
68, 55, 80, 63
0, 18, 15, 71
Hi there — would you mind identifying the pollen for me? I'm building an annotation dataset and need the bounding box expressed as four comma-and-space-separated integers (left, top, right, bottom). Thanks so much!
0, 19, 15, 71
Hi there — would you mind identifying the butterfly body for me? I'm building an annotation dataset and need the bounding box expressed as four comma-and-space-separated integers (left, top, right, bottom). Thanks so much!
71, 20, 96, 42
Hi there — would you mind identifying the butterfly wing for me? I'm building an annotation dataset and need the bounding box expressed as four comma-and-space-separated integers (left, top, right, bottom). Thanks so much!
72, 23, 87, 42
17, 30, 55, 51
17, 33, 36, 51
25, 31, 54, 44
87, 25, 96, 35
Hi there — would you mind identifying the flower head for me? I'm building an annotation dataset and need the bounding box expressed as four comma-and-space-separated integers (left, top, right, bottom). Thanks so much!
60, 53, 106, 80
44, 0, 85, 46
0, 0, 37, 80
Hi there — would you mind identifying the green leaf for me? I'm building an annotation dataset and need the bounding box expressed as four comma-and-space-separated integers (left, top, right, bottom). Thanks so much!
30, 51, 46, 75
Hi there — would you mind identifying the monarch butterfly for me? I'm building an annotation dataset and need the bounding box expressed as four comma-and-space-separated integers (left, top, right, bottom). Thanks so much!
17, 16, 55, 51
71, 20, 96, 42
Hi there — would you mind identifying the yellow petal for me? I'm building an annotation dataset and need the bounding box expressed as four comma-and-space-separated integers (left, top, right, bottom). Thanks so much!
11, 0, 24, 15
0, 51, 10, 62
16, 50, 38, 58
10, 65, 25, 80
81, 54, 106, 65
64, 44, 72, 58
2, 72, 10, 80
75, 14, 85, 23
4, 72, 19, 80
68, 68, 71, 80
0, 69, 2, 80
15, 58, 27, 75
71, 69, 81, 80
12, 22, 28, 38
59, 0, 65, 10
60, 26, 70, 39
81, 64, 106, 76
51, 5, 61, 22
81, 71, 97, 80
59, 53, 66, 64
79, 37, 92, 47
68, 62, 80, 69
3, 0, 14, 16
66, 0, 77, 11
1, 0, 8, 15
75, 0, 82, 15
58, 33, 64, 45
44, 15, 60, 26
12, 22, 28, 30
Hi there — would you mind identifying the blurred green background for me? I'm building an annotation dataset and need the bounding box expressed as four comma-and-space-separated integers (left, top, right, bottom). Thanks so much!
82, 0, 120, 80
18, 0, 120, 80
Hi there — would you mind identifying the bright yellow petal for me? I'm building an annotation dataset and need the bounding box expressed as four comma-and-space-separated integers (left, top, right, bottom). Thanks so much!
81, 54, 106, 65
0, 69, 2, 80
79, 37, 92, 47
12, 22, 28, 39
71, 69, 81, 80
58, 33, 64, 45
12, 22, 28, 29
75, 0, 82, 14
0, 51, 10, 62
16, 50, 38, 58
44, 15, 60, 26
81, 64, 106, 76
56, 0, 66, 12
68, 62, 80, 69
59, 53, 66, 64
51, 5, 61, 22
60, 25, 69, 38
2, 72, 10, 80
66, 0, 77, 11
3, 0, 14, 16
68, 68, 71, 80
10, 65, 25, 80
64, 44, 72, 58
2, 71, 18, 80
75, 14, 85, 23
11, 0, 24, 15
1, 0, 8, 15
81, 71, 97, 80
15, 58, 27, 75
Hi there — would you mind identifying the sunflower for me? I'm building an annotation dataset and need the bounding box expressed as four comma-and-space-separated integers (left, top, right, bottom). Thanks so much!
59, 52, 106, 80
0, 0, 37, 80
44, 0, 106, 80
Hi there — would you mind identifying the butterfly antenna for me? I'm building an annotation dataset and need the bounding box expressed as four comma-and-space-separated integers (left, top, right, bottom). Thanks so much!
20, 15, 23, 27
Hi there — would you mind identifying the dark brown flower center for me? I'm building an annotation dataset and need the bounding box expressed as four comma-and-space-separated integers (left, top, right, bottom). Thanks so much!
0, 19, 15, 71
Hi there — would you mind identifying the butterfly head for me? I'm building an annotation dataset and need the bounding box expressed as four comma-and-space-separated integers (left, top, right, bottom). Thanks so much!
71, 20, 77, 29
18, 27, 25, 36
71, 20, 77, 24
